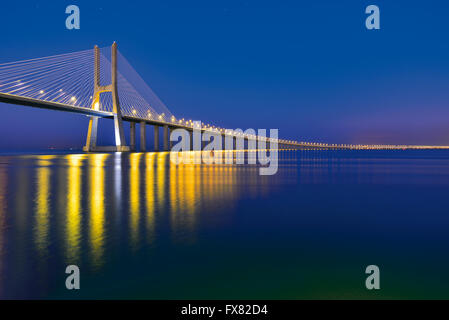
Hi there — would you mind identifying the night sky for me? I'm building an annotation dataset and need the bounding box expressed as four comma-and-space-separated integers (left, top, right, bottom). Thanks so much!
1, 0, 449, 150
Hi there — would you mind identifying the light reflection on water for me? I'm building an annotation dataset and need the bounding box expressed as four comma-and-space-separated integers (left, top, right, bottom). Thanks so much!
65, 154, 84, 264
34, 158, 52, 257
0, 150, 449, 299
0, 150, 294, 298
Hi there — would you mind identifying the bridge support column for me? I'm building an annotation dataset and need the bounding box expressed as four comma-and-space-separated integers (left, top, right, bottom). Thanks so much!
154, 125, 159, 151
189, 130, 193, 151
169, 127, 174, 150
140, 121, 146, 152
83, 42, 130, 152
222, 135, 226, 151
130, 122, 136, 151
111, 42, 128, 151
224, 134, 234, 151
163, 125, 169, 151
84, 117, 98, 151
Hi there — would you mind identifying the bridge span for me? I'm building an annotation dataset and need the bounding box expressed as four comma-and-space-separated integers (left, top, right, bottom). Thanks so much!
0, 42, 302, 152
1, 43, 444, 152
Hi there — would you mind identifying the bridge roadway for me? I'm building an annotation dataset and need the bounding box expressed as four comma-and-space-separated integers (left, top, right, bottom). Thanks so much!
3, 91, 438, 151
0, 91, 300, 151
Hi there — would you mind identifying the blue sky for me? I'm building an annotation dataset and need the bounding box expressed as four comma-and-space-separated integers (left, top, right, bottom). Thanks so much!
1, 0, 449, 149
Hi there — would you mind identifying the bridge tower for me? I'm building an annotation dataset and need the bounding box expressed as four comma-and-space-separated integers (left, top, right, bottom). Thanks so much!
83, 42, 130, 152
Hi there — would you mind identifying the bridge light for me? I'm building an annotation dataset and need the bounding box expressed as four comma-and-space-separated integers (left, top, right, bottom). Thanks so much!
94, 102, 99, 110
39, 90, 44, 94
132, 109, 137, 115
148, 112, 152, 118
71, 96, 76, 102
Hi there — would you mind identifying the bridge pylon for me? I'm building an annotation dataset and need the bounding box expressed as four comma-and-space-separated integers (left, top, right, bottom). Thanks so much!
83, 42, 130, 152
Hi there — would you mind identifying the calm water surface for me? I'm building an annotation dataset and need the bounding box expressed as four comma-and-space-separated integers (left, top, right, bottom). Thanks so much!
0, 150, 448, 299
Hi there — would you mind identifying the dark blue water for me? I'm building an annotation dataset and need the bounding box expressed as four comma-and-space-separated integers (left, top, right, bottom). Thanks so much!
0, 150, 448, 299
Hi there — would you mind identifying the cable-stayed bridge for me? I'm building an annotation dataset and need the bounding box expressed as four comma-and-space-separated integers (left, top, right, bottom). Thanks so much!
0, 43, 445, 151
0, 42, 304, 152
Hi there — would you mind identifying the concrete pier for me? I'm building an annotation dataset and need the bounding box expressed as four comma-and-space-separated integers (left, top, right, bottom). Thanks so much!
140, 121, 146, 152
169, 127, 174, 150
130, 122, 136, 151
154, 125, 159, 151
189, 130, 193, 150
83, 43, 130, 152
163, 125, 169, 151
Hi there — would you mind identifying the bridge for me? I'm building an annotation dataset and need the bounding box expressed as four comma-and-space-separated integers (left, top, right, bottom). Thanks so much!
1, 43, 447, 152
0, 42, 304, 152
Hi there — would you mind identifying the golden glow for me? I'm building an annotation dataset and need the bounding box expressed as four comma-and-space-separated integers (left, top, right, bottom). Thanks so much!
0, 151, 288, 279
35, 157, 53, 255
145, 153, 156, 243
88, 153, 108, 269
169, 156, 178, 216
65, 154, 85, 263
156, 152, 167, 206
168, 154, 204, 244
129, 152, 142, 247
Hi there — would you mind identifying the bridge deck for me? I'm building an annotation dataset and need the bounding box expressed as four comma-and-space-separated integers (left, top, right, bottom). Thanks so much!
0, 92, 194, 131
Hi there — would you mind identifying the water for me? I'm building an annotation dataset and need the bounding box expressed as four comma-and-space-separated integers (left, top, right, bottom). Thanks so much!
0, 150, 448, 299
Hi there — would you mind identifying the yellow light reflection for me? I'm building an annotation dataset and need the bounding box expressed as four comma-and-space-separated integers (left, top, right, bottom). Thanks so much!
89, 154, 108, 270
169, 155, 178, 216
65, 154, 85, 263
156, 152, 168, 206
35, 157, 53, 256
145, 153, 156, 244
129, 153, 142, 247
169, 152, 197, 244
